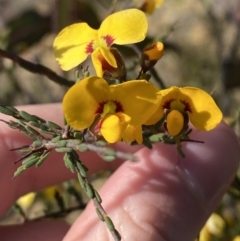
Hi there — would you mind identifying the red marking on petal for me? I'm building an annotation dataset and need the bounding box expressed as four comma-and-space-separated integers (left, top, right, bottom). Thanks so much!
85, 41, 94, 54
97, 53, 116, 72
102, 35, 115, 47
95, 100, 123, 114
95, 101, 107, 114
180, 100, 192, 112
162, 98, 175, 109
162, 98, 192, 113
114, 101, 124, 112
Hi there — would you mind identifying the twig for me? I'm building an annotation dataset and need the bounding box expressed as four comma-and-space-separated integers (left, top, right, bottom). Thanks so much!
93, 197, 121, 241
85, 143, 138, 162
72, 153, 121, 241
0, 48, 74, 87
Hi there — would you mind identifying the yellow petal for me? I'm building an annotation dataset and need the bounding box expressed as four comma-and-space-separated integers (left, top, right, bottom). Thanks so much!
91, 47, 117, 77
122, 125, 135, 142
100, 113, 131, 143
159, 86, 181, 103
166, 110, 184, 136
91, 49, 105, 77
110, 80, 161, 126
92, 47, 126, 79
134, 125, 143, 144
99, 47, 117, 67
53, 23, 97, 70
157, 86, 179, 119
123, 125, 143, 144
63, 76, 110, 130
144, 105, 163, 125
180, 87, 223, 131
159, 86, 193, 119
99, 9, 148, 45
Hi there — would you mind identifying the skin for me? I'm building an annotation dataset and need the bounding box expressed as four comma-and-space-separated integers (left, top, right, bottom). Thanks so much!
0, 103, 239, 241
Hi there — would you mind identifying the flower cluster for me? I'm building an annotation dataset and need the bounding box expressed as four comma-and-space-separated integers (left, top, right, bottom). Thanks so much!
54, 8, 223, 150
62, 76, 161, 143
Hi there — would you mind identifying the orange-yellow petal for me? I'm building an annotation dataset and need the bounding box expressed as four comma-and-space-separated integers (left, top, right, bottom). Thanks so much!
143, 42, 164, 61
63, 76, 110, 130
166, 110, 184, 136
91, 49, 104, 77
91, 47, 117, 77
99, 47, 117, 68
100, 113, 131, 143
99, 9, 148, 45
179, 87, 223, 131
157, 87, 178, 119
110, 80, 161, 126
122, 125, 143, 144
53, 23, 97, 71
134, 125, 143, 144
159, 86, 181, 103
92, 47, 126, 79
144, 105, 163, 125
159, 86, 192, 119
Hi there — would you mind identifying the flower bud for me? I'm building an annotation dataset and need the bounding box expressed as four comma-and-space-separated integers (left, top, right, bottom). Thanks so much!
141, 0, 164, 14
141, 42, 164, 73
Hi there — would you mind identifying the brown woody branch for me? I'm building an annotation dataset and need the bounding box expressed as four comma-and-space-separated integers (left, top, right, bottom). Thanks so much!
0, 48, 74, 87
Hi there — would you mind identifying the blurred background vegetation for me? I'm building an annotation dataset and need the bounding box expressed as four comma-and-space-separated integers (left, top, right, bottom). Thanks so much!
0, 0, 240, 240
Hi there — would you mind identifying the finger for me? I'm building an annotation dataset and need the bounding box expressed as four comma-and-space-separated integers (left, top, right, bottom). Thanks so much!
0, 220, 69, 241
0, 104, 138, 216
63, 122, 240, 241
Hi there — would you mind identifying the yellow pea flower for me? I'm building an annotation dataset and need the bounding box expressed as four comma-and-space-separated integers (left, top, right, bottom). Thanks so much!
63, 77, 161, 143
146, 86, 223, 136
53, 9, 148, 74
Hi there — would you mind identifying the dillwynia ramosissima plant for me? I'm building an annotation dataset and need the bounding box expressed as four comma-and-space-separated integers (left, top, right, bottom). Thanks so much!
0, 8, 223, 241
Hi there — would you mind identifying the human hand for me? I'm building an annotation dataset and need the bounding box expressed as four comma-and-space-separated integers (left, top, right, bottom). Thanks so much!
0, 103, 239, 241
